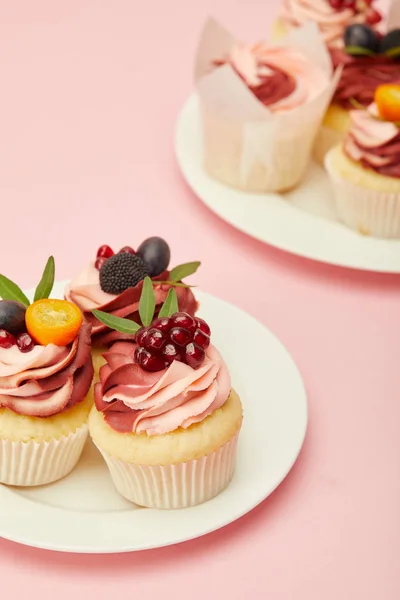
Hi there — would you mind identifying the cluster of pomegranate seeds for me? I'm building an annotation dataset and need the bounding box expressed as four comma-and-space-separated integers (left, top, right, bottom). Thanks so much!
0, 329, 35, 353
95, 245, 136, 270
328, 0, 381, 24
134, 313, 211, 372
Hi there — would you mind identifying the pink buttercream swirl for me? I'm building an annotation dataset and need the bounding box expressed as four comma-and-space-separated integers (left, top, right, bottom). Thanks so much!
94, 341, 231, 435
65, 264, 198, 346
279, 0, 376, 47
216, 43, 329, 111
0, 321, 93, 417
343, 105, 400, 178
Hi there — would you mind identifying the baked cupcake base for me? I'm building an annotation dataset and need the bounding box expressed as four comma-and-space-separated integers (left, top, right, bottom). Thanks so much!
89, 389, 243, 509
325, 145, 400, 238
0, 388, 93, 486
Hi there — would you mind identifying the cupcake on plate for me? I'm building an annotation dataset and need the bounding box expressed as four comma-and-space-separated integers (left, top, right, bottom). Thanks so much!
65, 237, 199, 377
195, 18, 339, 193
325, 83, 400, 238
89, 279, 243, 509
0, 257, 94, 486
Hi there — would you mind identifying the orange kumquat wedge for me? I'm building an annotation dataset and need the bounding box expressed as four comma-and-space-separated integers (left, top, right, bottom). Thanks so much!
26, 299, 82, 346
374, 84, 400, 122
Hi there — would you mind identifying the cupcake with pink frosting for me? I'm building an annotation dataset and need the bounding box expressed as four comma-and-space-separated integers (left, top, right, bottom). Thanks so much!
65, 237, 199, 377
195, 18, 339, 192
325, 83, 400, 238
89, 279, 242, 508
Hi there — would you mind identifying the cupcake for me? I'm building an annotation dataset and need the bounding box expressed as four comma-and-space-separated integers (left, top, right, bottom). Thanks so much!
65, 237, 199, 377
325, 84, 400, 238
272, 0, 382, 48
0, 257, 94, 486
89, 280, 243, 509
195, 18, 339, 192
314, 17, 400, 163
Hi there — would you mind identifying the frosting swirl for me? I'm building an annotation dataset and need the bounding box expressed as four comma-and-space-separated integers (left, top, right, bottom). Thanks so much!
94, 341, 231, 435
0, 321, 93, 417
279, 0, 373, 47
216, 43, 329, 111
330, 50, 400, 108
343, 105, 400, 177
65, 264, 198, 346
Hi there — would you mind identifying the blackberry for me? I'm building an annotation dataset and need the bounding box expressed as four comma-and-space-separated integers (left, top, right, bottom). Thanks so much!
99, 253, 148, 295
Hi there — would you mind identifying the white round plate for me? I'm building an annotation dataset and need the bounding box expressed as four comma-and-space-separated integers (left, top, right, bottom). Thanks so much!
175, 94, 400, 273
0, 282, 307, 554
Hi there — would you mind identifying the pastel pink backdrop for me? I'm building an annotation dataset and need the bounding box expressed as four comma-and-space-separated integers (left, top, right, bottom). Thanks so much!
0, 1, 399, 598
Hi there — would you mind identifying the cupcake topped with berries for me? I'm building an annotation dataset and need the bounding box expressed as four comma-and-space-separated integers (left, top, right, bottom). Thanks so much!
65, 237, 199, 353
89, 281, 242, 509
275, 0, 383, 49
0, 257, 94, 487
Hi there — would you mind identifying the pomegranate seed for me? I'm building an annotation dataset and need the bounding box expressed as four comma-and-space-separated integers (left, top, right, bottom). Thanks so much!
135, 346, 167, 372
95, 257, 107, 270
136, 327, 149, 346
0, 329, 16, 349
195, 317, 211, 336
185, 343, 205, 369
366, 8, 382, 25
162, 343, 182, 364
329, 0, 343, 9
144, 328, 166, 351
194, 329, 210, 349
16, 332, 34, 353
170, 312, 196, 333
119, 246, 135, 255
151, 316, 172, 333
341, 0, 356, 10
97, 245, 114, 259
170, 327, 193, 347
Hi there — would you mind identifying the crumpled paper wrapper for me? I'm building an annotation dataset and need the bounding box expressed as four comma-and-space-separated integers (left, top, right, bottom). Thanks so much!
195, 17, 341, 193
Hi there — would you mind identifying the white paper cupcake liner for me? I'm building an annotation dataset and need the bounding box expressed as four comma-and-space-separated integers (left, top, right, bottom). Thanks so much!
325, 151, 400, 239
96, 432, 239, 509
313, 124, 346, 166
0, 424, 88, 487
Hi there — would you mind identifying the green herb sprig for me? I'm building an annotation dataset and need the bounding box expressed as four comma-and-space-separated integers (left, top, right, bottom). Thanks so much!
0, 256, 55, 306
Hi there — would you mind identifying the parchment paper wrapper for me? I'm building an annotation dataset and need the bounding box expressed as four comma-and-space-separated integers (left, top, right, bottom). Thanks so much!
325, 150, 400, 238
195, 18, 341, 193
95, 431, 239, 509
0, 425, 88, 486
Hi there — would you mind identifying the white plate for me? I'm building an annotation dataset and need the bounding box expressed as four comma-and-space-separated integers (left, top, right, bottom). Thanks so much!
175, 94, 400, 273
0, 282, 307, 554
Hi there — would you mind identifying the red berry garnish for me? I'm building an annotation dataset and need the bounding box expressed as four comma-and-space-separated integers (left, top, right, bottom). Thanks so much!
184, 343, 205, 369
329, 0, 344, 9
16, 332, 34, 353
195, 317, 211, 336
134, 346, 168, 372
119, 246, 135, 255
144, 328, 166, 351
366, 8, 381, 25
136, 327, 149, 346
95, 257, 107, 270
162, 343, 182, 364
170, 327, 193, 347
152, 316, 172, 333
97, 245, 114, 259
341, 0, 356, 10
194, 329, 210, 350
170, 312, 196, 333
0, 329, 16, 349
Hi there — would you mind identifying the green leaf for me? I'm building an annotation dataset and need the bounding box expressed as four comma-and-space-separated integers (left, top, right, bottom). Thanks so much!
139, 276, 156, 326
169, 261, 201, 282
34, 255, 55, 302
384, 47, 400, 58
158, 280, 196, 289
345, 46, 377, 57
348, 97, 367, 111
158, 288, 179, 318
92, 310, 141, 334
0, 275, 30, 306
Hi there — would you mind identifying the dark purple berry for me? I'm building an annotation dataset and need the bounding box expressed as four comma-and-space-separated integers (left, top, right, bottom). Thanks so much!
16, 333, 34, 353
170, 327, 192, 347
0, 329, 16, 349
344, 24, 379, 54
184, 343, 205, 369
0, 300, 27, 335
379, 29, 400, 55
136, 237, 170, 277
144, 328, 166, 352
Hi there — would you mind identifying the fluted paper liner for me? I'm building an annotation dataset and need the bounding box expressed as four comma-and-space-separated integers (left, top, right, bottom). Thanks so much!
96, 432, 239, 509
325, 150, 400, 238
195, 18, 342, 192
0, 425, 88, 487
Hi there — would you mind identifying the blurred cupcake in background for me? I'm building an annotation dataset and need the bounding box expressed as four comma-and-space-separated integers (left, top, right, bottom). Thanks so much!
325, 83, 400, 238
195, 18, 340, 193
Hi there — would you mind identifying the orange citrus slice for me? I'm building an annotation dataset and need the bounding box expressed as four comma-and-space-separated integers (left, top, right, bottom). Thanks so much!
26, 299, 82, 346
374, 84, 400, 122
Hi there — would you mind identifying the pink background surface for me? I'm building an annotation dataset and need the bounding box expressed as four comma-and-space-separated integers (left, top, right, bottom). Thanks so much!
0, 1, 399, 598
